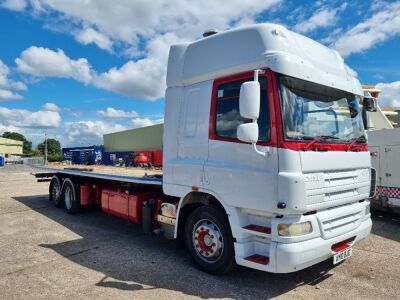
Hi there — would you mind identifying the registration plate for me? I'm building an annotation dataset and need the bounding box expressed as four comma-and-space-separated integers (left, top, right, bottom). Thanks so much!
333, 247, 352, 264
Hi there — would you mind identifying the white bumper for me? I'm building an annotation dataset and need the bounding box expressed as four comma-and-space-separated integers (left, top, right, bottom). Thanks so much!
272, 217, 372, 273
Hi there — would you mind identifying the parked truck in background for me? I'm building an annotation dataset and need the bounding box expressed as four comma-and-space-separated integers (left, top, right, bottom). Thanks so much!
360, 86, 400, 213
33, 23, 374, 274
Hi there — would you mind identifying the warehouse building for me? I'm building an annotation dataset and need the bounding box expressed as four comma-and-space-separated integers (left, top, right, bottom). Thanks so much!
0, 137, 23, 156
103, 124, 163, 152
102, 124, 163, 167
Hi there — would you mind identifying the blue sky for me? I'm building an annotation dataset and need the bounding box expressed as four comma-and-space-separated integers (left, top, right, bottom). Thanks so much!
0, 0, 399, 147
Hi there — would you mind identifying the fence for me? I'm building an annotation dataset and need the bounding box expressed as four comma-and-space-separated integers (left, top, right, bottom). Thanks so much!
5, 156, 45, 166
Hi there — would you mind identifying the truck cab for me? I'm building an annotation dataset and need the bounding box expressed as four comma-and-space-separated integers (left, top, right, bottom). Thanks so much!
163, 23, 372, 273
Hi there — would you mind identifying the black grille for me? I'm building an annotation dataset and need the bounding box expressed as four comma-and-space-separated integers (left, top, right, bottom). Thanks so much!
369, 168, 377, 198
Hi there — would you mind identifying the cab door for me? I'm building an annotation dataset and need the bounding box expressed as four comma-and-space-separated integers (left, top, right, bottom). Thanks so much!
204, 71, 279, 212
173, 81, 212, 188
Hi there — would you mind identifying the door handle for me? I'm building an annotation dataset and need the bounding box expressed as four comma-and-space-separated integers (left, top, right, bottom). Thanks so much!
385, 173, 392, 177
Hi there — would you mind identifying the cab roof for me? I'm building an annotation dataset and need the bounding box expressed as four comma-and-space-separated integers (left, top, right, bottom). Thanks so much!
167, 23, 362, 96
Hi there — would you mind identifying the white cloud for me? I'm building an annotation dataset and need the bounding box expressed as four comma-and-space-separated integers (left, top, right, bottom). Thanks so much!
93, 33, 182, 100
27, 0, 280, 45
294, 3, 347, 34
10, 1, 280, 100
62, 120, 126, 146
0, 103, 162, 146
375, 81, 400, 108
0, 89, 22, 100
131, 117, 163, 128
97, 107, 138, 119
0, 0, 27, 11
74, 28, 113, 52
9, 81, 27, 91
15, 46, 93, 84
42, 102, 61, 112
294, 9, 337, 34
15, 36, 176, 100
0, 107, 129, 146
94, 59, 165, 100
333, 2, 400, 56
0, 59, 26, 101
0, 107, 61, 128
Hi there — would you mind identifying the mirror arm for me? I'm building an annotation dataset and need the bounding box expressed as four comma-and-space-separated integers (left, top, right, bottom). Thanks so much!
251, 69, 270, 157
252, 143, 269, 157
254, 69, 260, 81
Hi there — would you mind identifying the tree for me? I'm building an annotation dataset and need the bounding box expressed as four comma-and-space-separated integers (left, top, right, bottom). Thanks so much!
2, 131, 32, 154
36, 138, 62, 162
37, 138, 61, 156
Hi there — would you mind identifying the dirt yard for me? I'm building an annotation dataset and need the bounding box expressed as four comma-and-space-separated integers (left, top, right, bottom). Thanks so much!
0, 165, 399, 299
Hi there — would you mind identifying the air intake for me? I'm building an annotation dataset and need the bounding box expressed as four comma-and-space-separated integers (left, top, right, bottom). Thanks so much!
203, 29, 218, 38
369, 167, 377, 198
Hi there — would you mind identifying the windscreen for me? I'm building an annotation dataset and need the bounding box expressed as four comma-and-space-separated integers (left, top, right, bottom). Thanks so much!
279, 75, 365, 143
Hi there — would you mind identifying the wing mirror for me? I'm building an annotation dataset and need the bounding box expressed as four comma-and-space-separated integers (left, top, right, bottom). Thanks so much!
237, 81, 260, 144
362, 97, 377, 112
236, 70, 269, 157
238, 81, 260, 119
237, 123, 259, 144
237, 80, 260, 144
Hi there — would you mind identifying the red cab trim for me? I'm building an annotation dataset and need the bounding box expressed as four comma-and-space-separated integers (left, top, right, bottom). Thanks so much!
209, 69, 278, 147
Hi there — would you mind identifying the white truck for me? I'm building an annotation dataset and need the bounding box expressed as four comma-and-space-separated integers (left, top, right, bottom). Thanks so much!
361, 86, 400, 212
34, 23, 373, 274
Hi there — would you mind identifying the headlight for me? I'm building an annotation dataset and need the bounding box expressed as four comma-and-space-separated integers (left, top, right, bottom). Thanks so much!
278, 221, 313, 236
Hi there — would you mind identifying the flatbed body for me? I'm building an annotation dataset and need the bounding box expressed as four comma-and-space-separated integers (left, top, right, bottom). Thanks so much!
33, 164, 162, 186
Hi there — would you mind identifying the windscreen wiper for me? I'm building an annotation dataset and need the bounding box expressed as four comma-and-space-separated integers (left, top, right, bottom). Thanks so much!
346, 135, 367, 151
304, 135, 339, 151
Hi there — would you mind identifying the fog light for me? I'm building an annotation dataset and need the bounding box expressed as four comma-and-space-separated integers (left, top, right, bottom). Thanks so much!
278, 221, 313, 236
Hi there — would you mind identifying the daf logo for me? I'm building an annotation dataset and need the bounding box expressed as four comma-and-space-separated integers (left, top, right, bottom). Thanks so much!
304, 174, 323, 182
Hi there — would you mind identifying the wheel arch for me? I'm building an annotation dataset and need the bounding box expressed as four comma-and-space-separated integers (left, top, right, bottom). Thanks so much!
175, 191, 231, 245
61, 176, 74, 189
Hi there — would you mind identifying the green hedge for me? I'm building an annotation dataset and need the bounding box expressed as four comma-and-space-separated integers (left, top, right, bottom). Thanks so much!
47, 154, 62, 162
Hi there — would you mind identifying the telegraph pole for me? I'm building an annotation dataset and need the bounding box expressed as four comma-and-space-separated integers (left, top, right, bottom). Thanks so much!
45, 133, 48, 165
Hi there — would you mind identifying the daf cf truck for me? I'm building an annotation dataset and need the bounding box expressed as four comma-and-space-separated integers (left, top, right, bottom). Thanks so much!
33, 23, 374, 274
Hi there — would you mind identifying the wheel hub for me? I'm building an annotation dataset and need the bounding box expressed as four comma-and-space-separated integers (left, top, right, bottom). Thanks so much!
52, 184, 60, 200
65, 186, 72, 209
193, 220, 223, 261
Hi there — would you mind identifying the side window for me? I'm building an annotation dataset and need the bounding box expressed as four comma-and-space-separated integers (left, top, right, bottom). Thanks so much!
215, 76, 270, 142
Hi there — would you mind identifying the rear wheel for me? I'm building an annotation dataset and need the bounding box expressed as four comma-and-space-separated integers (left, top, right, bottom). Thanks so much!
62, 178, 81, 214
184, 206, 235, 274
49, 176, 63, 207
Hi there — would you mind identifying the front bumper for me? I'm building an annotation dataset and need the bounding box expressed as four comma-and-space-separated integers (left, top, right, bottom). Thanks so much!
272, 217, 372, 273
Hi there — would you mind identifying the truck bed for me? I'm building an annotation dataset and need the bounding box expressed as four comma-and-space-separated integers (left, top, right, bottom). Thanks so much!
32, 164, 163, 186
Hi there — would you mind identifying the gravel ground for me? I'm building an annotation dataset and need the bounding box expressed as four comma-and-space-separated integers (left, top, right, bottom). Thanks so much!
0, 165, 399, 300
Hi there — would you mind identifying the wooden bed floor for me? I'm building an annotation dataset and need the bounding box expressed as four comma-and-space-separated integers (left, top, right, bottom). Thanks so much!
46, 163, 163, 178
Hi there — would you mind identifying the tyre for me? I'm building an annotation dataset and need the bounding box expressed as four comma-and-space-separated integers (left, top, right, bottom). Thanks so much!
49, 176, 63, 207
184, 206, 235, 275
62, 178, 81, 214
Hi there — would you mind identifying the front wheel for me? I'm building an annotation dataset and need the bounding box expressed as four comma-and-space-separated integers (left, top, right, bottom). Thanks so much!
184, 206, 235, 275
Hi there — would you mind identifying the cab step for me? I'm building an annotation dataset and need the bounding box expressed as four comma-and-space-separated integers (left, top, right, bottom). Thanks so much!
242, 224, 271, 237
244, 254, 269, 265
